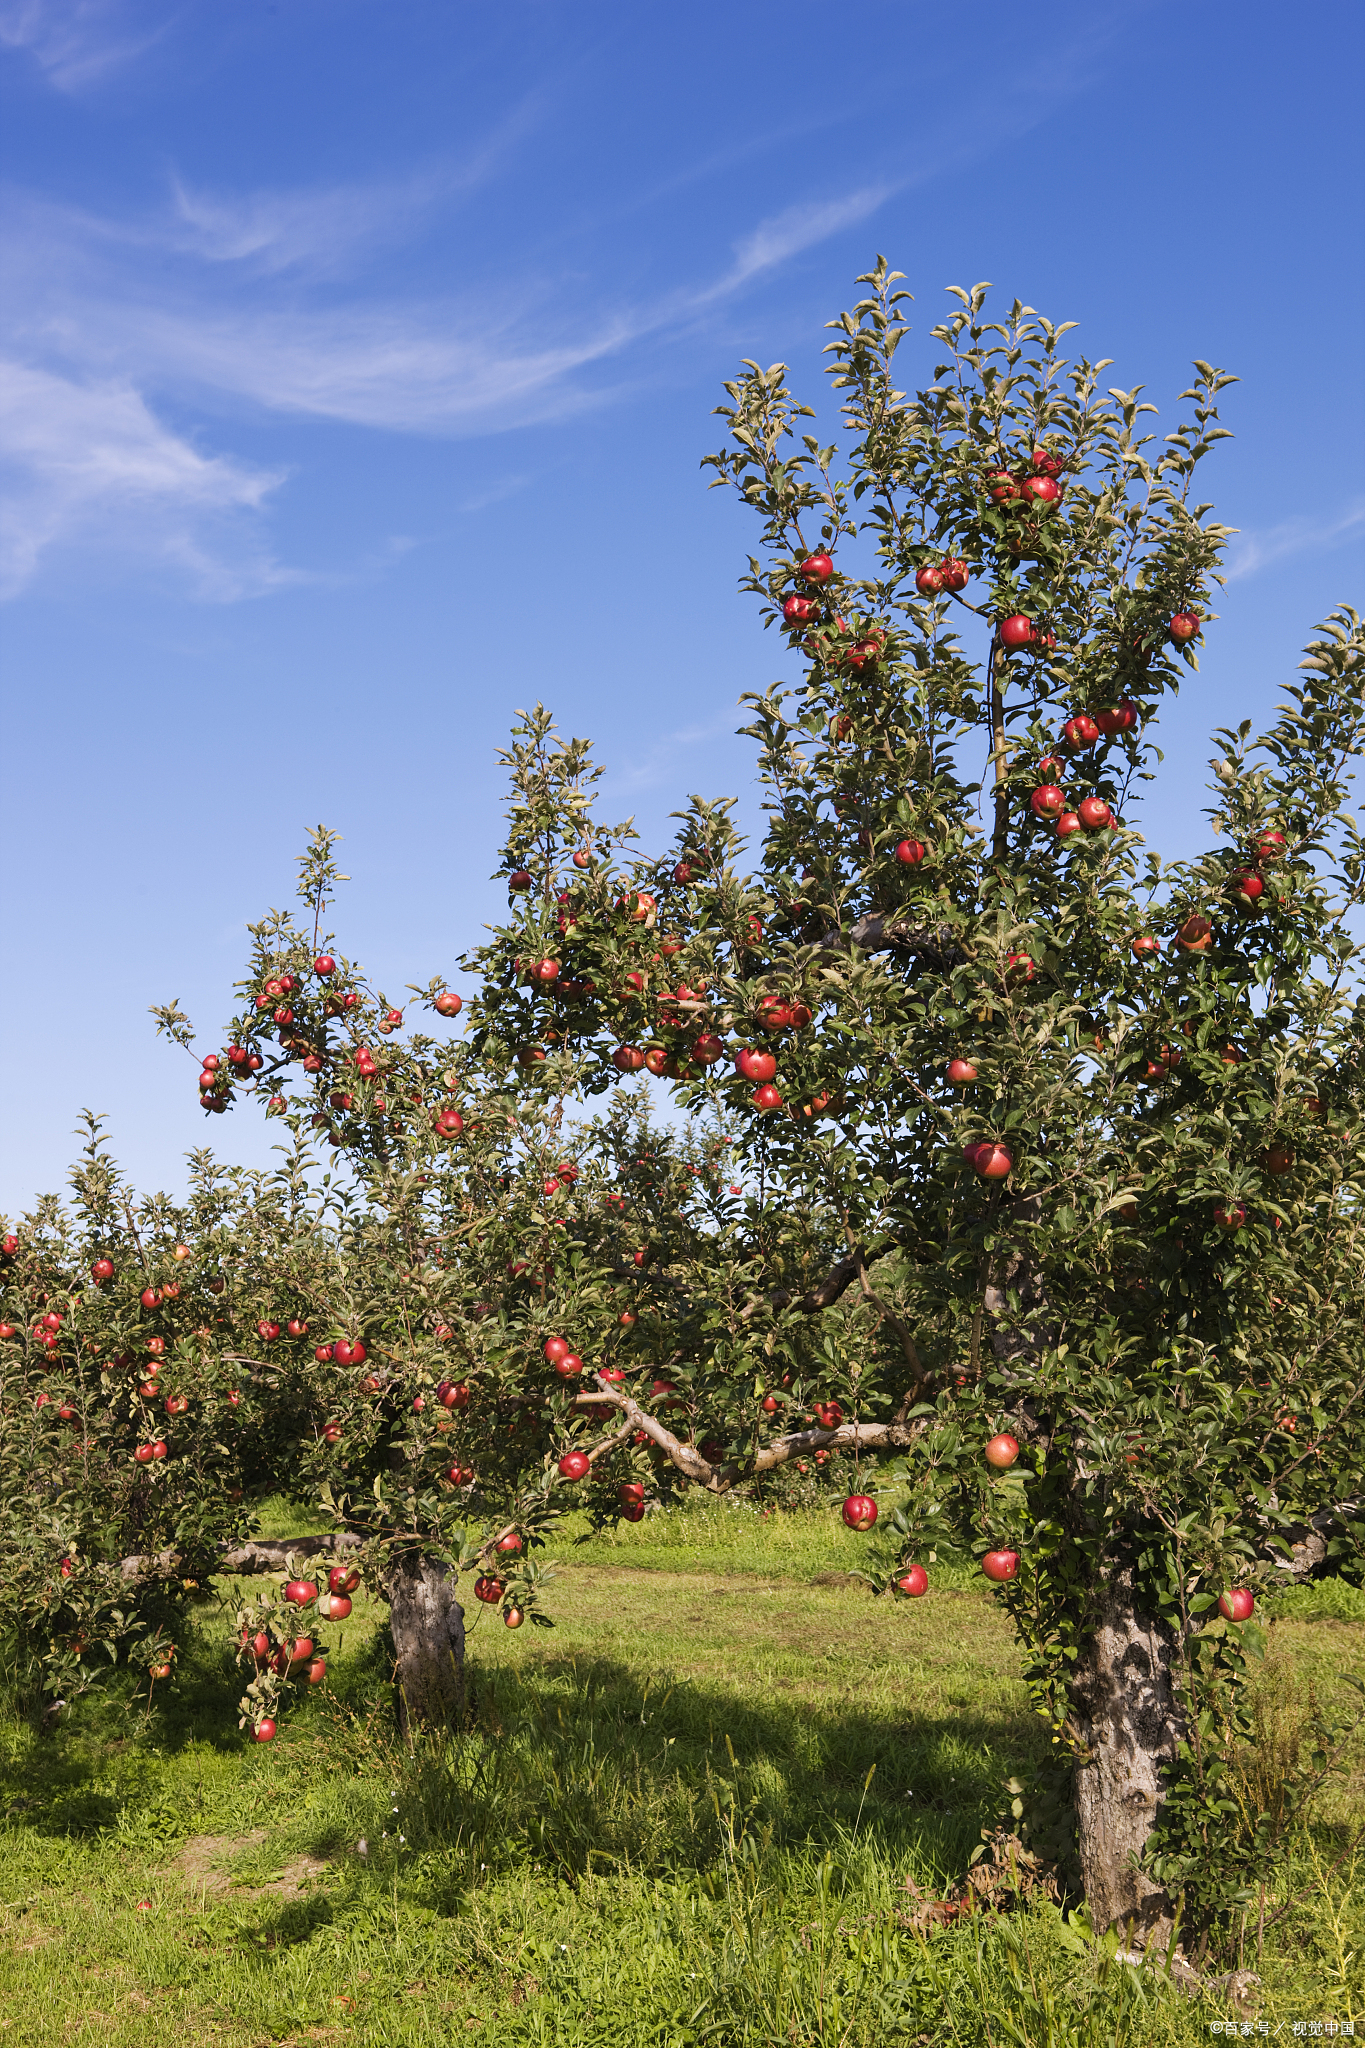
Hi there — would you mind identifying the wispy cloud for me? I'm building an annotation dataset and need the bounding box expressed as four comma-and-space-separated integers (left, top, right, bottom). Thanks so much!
0, 359, 291, 599
0, 0, 176, 92
0, 10, 1128, 601
162, 97, 550, 279
1224, 500, 1365, 582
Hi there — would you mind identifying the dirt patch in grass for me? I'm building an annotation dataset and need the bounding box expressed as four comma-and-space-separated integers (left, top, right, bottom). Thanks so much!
172, 1830, 331, 1899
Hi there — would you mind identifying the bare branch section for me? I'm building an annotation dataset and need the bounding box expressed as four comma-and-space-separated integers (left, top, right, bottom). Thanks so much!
119, 1532, 361, 1581
816, 914, 962, 970
771, 1250, 865, 1312
573, 1378, 920, 1494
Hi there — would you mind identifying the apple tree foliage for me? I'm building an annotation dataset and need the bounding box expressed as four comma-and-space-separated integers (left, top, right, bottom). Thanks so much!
0, 1119, 320, 1709
3, 266, 1362, 1944
465, 267, 1365, 1939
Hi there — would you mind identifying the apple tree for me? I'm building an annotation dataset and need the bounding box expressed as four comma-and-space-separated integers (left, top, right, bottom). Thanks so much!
0, 1119, 312, 1718
473, 268, 1365, 1951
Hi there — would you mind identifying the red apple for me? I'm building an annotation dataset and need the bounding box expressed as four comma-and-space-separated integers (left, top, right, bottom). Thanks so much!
783, 593, 820, 623
286, 1319, 308, 1337
752, 1084, 783, 1111
558, 1450, 591, 1481
985, 1433, 1019, 1469
896, 1564, 929, 1597
1030, 785, 1065, 819
841, 1494, 878, 1531
474, 1575, 505, 1606
1023, 474, 1060, 506
946, 1058, 978, 1085
1218, 1587, 1254, 1622
1077, 796, 1113, 831
1062, 714, 1100, 750
1094, 700, 1137, 735
914, 564, 945, 594
998, 614, 1035, 649
894, 839, 926, 866
1213, 1202, 1247, 1231
1176, 914, 1213, 953
508, 870, 532, 891
313, 954, 335, 976
1031, 447, 1064, 478
981, 1550, 1020, 1583
434, 991, 462, 1017
940, 557, 969, 591
1229, 871, 1264, 907
1266, 1144, 1294, 1174
496, 1531, 523, 1555
1131, 935, 1161, 960
736, 1048, 777, 1082
974, 1144, 1013, 1180
1005, 952, 1036, 982
555, 1353, 584, 1378
1168, 611, 1201, 644
798, 551, 834, 583
612, 1045, 646, 1072
1255, 829, 1287, 863
150, 1440, 168, 1460
284, 1579, 317, 1606
619, 1482, 645, 1507
254, 1718, 277, 1742
134, 1444, 155, 1465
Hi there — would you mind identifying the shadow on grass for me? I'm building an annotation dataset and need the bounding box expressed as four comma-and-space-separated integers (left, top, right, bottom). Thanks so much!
1, 1614, 1050, 1941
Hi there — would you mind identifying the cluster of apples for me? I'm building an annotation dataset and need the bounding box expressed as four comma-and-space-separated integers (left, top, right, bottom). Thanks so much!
777, 549, 888, 675
1028, 711, 1133, 837
983, 445, 1067, 517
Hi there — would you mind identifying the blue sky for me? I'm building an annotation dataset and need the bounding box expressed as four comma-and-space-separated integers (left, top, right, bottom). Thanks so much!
2, 0, 1362, 1213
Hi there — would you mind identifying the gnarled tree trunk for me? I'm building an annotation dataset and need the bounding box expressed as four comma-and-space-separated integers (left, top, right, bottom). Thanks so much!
1070, 1572, 1183, 1946
385, 1552, 466, 1734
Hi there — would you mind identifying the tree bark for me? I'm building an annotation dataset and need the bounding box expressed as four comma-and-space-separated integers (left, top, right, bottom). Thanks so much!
385, 1551, 466, 1735
1070, 1574, 1183, 1946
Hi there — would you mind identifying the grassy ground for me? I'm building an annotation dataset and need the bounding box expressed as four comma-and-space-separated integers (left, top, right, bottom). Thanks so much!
0, 1497, 1361, 2045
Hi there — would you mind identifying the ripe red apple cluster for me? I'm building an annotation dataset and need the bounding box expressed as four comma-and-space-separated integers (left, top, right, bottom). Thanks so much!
913, 556, 970, 596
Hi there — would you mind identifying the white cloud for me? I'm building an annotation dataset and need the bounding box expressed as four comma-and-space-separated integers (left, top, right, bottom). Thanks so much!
0, 0, 175, 91
1224, 501, 1365, 582
725, 188, 894, 289
0, 359, 290, 598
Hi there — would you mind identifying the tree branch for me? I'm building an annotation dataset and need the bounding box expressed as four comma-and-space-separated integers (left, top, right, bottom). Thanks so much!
572, 1377, 920, 1493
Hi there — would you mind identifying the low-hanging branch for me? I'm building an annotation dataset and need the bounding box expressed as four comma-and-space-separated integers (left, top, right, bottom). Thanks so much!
573, 1376, 920, 1493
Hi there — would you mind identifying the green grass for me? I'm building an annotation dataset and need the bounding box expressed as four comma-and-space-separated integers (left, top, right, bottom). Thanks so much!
0, 1500, 1361, 2045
